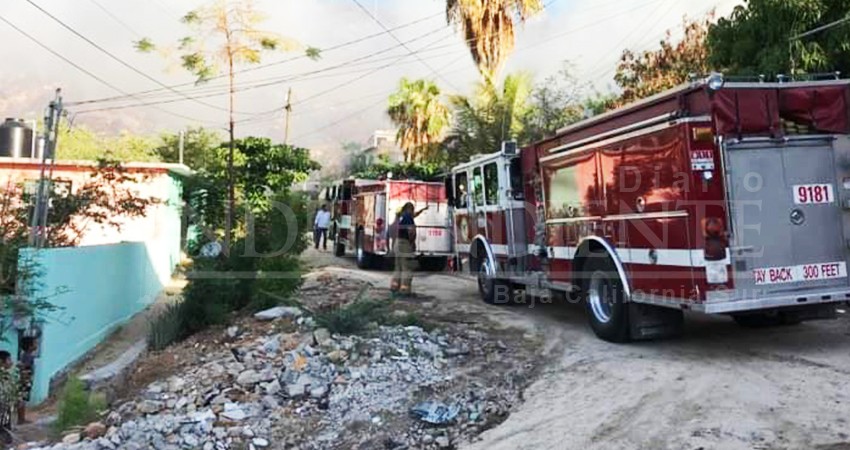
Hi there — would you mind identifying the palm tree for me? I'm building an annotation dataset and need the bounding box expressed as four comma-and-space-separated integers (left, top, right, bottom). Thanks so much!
446, 0, 543, 80
448, 72, 532, 164
387, 78, 452, 163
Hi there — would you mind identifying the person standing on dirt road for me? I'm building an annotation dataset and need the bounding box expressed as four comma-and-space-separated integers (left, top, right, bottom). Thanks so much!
314, 204, 331, 251
391, 202, 428, 295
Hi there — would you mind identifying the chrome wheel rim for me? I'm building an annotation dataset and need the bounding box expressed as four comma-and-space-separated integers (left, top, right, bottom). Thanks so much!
588, 271, 612, 324
356, 239, 364, 263
478, 259, 493, 297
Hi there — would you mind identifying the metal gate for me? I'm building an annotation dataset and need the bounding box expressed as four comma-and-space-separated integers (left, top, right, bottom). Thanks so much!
725, 138, 850, 295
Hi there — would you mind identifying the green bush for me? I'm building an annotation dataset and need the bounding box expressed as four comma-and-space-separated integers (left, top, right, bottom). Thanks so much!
316, 299, 388, 335
251, 255, 302, 311
54, 377, 106, 433
147, 303, 184, 351
164, 191, 313, 344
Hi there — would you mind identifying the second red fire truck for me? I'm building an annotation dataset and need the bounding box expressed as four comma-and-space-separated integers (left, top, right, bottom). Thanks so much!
327, 178, 453, 270
449, 75, 850, 342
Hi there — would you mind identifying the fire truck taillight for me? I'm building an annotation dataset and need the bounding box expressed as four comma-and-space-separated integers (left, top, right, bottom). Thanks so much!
376, 218, 385, 232
702, 217, 726, 262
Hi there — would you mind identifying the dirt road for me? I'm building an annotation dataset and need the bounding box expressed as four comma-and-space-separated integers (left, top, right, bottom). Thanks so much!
305, 248, 850, 450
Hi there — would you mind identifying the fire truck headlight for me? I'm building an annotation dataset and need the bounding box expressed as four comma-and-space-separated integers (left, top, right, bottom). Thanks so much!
707, 73, 725, 92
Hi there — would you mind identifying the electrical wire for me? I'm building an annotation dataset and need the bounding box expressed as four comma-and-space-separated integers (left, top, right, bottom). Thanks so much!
73, 26, 457, 115
0, 12, 219, 125
86, 0, 144, 38
23, 0, 240, 115
67, 10, 447, 106
351, 0, 460, 91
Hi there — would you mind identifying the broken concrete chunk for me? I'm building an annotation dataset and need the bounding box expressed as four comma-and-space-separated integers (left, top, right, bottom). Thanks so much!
253, 306, 303, 321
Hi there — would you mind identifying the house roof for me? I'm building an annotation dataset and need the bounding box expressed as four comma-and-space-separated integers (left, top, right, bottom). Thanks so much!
0, 158, 193, 177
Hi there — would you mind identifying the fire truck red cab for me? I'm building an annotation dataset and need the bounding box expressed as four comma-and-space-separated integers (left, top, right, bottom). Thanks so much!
323, 178, 375, 256
450, 75, 850, 342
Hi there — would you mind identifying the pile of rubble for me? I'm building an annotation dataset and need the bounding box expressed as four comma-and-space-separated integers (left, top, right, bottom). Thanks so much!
23, 275, 538, 450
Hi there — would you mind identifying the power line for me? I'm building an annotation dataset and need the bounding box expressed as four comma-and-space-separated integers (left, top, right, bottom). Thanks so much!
23, 0, 238, 115
286, 0, 674, 143
86, 0, 144, 38
75, 26, 456, 116
0, 12, 217, 124
67, 10, 447, 107
73, 25, 456, 110
351, 0, 460, 91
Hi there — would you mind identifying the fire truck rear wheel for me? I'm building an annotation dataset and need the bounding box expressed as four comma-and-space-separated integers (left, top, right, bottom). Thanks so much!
582, 255, 630, 343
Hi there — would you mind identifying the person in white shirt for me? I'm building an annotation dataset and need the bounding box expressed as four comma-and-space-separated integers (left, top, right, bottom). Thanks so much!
314, 204, 332, 251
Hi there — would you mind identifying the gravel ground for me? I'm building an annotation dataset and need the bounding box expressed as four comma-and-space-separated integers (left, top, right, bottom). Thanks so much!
305, 248, 850, 450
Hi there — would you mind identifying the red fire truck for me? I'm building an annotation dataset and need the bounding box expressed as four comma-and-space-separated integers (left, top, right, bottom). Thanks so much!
322, 178, 379, 257
332, 179, 453, 270
449, 75, 850, 342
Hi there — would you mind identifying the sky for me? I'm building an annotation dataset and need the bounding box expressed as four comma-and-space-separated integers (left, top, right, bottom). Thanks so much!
0, 0, 743, 165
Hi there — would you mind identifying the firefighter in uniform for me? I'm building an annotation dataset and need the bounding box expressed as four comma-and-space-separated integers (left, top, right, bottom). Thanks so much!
391, 202, 428, 295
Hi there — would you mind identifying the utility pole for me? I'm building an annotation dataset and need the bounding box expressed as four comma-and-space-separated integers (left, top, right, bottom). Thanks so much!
178, 129, 185, 165
29, 89, 62, 248
283, 87, 292, 145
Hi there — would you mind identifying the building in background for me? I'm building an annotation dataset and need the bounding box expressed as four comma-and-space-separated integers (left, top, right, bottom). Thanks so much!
0, 157, 190, 403
360, 130, 404, 165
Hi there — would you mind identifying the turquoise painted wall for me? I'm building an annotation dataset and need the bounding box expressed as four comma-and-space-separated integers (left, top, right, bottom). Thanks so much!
15, 173, 185, 404
20, 243, 162, 403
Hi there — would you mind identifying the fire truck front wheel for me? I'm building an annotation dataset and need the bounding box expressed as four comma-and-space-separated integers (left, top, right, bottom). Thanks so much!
582, 255, 630, 343
478, 259, 513, 305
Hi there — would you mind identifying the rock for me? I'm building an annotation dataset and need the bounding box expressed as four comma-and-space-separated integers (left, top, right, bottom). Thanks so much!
312, 328, 332, 347
309, 385, 328, 399
252, 437, 270, 448
262, 379, 281, 395
254, 306, 302, 321
327, 350, 348, 364
168, 376, 186, 392
183, 434, 200, 447
85, 421, 107, 439
226, 326, 240, 339
137, 400, 162, 415
62, 433, 82, 444
262, 336, 281, 354
221, 403, 248, 421
435, 436, 450, 448
237, 370, 262, 386
422, 435, 434, 445
261, 396, 280, 410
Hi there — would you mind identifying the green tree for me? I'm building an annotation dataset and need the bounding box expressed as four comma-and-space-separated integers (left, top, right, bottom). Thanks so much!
707, 0, 850, 76
387, 78, 451, 163
137, 0, 310, 251
236, 137, 320, 211
615, 14, 713, 105
56, 125, 159, 162
447, 0, 544, 79
155, 127, 223, 171
448, 72, 532, 165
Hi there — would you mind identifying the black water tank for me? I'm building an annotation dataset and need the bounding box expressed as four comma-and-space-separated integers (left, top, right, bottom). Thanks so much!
0, 118, 33, 158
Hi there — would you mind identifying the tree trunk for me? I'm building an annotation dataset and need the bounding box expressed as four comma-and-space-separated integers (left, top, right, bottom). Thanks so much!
225, 57, 235, 254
